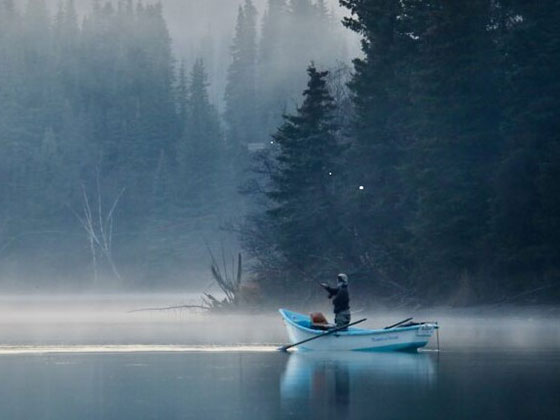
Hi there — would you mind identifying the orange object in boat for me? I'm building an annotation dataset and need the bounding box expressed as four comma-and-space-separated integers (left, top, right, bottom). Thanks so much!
310, 312, 331, 330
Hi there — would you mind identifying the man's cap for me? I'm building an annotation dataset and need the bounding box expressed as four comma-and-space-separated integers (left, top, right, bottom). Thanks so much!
337, 273, 349, 285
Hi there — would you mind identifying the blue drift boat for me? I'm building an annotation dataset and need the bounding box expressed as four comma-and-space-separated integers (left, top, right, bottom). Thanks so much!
279, 309, 438, 352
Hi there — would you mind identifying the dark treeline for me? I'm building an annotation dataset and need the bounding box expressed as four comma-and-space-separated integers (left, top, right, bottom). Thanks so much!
0, 0, 348, 288
1, 0, 558, 302
243, 0, 560, 304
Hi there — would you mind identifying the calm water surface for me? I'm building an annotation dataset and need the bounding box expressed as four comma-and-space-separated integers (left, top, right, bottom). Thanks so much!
1, 296, 559, 419
0, 348, 558, 419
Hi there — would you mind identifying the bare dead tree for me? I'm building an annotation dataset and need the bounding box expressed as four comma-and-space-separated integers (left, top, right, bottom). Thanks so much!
129, 251, 246, 314
204, 249, 243, 307
72, 175, 125, 284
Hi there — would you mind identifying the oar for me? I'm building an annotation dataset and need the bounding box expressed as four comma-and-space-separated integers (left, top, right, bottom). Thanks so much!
278, 318, 367, 352
384, 317, 413, 330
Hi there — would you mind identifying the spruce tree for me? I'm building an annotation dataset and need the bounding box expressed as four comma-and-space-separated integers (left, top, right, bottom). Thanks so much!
224, 0, 258, 150
491, 0, 560, 288
265, 65, 343, 278
404, 1, 502, 293
176, 61, 189, 137
259, 0, 347, 140
338, 0, 415, 291
178, 59, 223, 212
259, 0, 289, 137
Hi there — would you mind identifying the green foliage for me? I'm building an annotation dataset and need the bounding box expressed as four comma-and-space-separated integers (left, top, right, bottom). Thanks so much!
403, 1, 502, 294
2, 0, 558, 300
339, 0, 416, 294
246, 65, 346, 291
338, 0, 559, 300
490, 0, 560, 287
244, 0, 560, 303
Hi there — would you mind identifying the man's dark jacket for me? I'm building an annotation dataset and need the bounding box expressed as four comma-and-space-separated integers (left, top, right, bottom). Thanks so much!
324, 285, 350, 314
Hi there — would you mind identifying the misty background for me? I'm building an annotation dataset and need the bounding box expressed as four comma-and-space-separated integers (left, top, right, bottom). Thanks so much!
0, 0, 558, 306
40, 0, 358, 106
0, 0, 357, 291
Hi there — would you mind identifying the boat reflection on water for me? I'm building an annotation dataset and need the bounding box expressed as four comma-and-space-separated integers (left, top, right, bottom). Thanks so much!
280, 351, 436, 418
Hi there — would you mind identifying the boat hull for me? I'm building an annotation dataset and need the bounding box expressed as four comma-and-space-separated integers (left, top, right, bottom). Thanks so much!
280, 309, 437, 352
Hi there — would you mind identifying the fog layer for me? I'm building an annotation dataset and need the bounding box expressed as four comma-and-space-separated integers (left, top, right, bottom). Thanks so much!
1, 295, 559, 350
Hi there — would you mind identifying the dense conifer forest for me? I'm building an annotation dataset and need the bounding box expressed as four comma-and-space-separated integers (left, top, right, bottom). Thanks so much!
243, 0, 560, 303
0, 0, 558, 303
0, 0, 347, 289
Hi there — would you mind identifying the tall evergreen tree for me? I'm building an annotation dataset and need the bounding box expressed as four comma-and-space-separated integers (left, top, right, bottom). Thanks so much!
258, 0, 289, 137
258, 0, 347, 139
404, 1, 502, 293
259, 65, 344, 283
491, 0, 560, 289
178, 59, 223, 212
224, 0, 258, 150
176, 60, 189, 137
338, 0, 415, 292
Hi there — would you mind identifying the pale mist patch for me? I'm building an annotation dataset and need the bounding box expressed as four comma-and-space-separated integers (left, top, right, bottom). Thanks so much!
0, 295, 559, 352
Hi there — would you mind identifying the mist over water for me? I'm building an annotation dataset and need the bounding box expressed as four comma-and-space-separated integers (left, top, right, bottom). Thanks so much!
0, 295, 558, 419
1, 294, 558, 350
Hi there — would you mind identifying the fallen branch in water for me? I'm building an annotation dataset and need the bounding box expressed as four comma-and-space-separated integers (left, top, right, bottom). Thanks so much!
128, 304, 210, 313
129, 252, 258, 314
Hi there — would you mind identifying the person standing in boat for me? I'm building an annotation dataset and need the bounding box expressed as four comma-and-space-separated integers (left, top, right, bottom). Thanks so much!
320, 273, 351, 328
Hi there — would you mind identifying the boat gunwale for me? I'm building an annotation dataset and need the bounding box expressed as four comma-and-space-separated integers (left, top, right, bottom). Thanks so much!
279, 309, 437, 337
